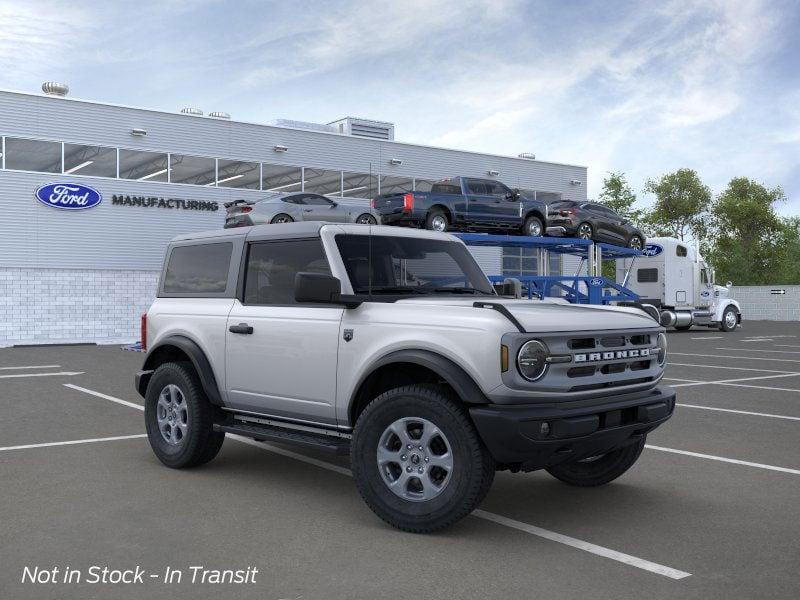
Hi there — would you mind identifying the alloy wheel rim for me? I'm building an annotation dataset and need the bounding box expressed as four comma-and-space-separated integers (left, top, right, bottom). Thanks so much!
274, 216, 290, 223
725, 311, 737, 328
156, 384, 189, 445
358, 215, 376, 224
578, 224, 592, 239
629, 237, 642, 250
431, 215, 447, 231
377, 417, 453, 502
527, 221, 542, 236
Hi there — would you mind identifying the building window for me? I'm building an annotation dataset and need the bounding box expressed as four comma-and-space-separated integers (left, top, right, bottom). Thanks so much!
170, 154, 216, 186
63, 143, 117, 177
414, 178, 436, 192
119, 149, 169, 182
342, 171, 377, 199
217, 159, 260, 189
304, 167, 342, 196
379, 175, 413, 195
262, 163, 302, 193
4, 137, 61, 173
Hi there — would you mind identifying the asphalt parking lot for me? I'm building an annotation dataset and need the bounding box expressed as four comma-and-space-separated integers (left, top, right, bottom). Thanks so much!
1, 321, 799, 600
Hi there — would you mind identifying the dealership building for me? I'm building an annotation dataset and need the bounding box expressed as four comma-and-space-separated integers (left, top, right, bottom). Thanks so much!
0, 84, 587, 346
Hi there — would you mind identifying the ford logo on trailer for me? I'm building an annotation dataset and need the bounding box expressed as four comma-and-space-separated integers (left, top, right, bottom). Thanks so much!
35, 183, 103, 210
589, 277, 604, 287
642, 244, 663, 257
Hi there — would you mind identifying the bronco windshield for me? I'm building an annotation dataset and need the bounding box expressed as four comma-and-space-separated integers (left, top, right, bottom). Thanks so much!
335, 234, 494, 296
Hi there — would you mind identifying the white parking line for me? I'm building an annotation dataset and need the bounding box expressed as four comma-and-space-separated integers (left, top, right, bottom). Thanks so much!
0, 371, 84, 379
0, 364, 61, 370
716, 348, 800, 354
63, 384, 144, 411
646, 445, 800, 476
740, 339, 773, 343
472, 510, 691, 580
675, 403, 800, 421
0, 434, 146, 453
668, 362, 797, 374
666, 373, 800, 389
776, 345, 800, 349
717, 382, 800, 394
670, 352, 800, 363
690, 336, 723, 340
62, 385, 692, 580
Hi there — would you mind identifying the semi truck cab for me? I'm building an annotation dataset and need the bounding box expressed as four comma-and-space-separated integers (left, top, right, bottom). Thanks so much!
617, 236, 741, 332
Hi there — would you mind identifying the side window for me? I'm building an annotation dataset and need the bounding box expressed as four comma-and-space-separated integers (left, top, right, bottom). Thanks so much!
637, 268, 659, 283
430, 182, 461, 194
485, 181, 511, 197
676, 245, 688, 257
466, 180, 489, 195
283, 195, 303, 205
163, 243, 233, 294
303, 194, 334, 206
700, 269, 709, 284
243, 239, 331, 305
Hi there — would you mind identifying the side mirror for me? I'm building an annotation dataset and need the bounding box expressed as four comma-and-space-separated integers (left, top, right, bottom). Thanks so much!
295, 272, 360, 307
329, 201, 338, 208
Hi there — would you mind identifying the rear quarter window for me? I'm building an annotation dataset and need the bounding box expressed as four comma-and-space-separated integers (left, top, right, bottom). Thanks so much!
162, 242, 233, 294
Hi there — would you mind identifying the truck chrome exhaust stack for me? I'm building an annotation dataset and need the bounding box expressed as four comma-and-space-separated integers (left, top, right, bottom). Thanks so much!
660, 310, 677, 328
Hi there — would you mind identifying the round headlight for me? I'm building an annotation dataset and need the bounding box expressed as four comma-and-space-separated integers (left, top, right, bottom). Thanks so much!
517, 340, 549, 381
656, 332, 668, 366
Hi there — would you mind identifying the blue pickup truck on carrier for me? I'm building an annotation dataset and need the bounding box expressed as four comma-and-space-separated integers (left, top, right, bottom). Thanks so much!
372, 177, 549, 236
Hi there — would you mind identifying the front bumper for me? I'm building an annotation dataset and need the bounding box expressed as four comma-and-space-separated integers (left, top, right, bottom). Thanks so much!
469, 386, 675, 471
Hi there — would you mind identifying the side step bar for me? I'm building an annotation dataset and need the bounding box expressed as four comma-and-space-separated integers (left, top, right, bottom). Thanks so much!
214, 421, 351, 455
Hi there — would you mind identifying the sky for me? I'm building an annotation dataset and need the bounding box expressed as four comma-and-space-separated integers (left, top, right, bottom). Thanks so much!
1, 0, 798, 215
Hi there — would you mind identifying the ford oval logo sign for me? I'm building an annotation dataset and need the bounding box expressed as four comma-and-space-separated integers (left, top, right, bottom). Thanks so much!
642, 244, 663, 257
35, 183, 102, 210
589, 277, 604, 287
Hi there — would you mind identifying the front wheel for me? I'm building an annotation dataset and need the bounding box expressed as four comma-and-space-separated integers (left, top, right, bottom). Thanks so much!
144, 362, 225, 469
351, 385, 494, 533
719, 306, 739, 332
523, 215, 544, 237
546, 436, 645, 487
628, 235, 644, 250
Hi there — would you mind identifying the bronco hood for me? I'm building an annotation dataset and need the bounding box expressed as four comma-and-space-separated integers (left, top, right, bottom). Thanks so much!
396, 297, 658, 332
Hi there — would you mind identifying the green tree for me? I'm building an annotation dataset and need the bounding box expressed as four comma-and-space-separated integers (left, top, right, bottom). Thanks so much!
598, 171, 641, 222
642, 168, 711, 241
705, 177, 787, 285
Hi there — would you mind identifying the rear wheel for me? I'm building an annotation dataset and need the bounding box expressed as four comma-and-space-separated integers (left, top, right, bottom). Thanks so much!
720, 306, 738, 332
425, 209, 449, 232
577, 222, 593, 240
270, 213, 293, 224
144, 362, 225, 469
351, 385, 494, 533
356, 213, 377, 225
523, 215, 544, 237
546, 436, 645, 487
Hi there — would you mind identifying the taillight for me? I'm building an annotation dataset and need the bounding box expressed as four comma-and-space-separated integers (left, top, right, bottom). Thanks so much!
403, 193, 414, 211
240, 206, 252, 213
560, 209, 576, 216
371, 198, 377, 209
140, 313, 147, 352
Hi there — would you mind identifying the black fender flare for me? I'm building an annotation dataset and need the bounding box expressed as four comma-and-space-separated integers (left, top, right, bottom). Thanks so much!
138, 335, 224, 406
352, 349, 489, 408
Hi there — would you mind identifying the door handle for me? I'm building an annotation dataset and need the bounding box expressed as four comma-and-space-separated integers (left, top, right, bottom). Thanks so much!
303, 209, 313, 212
229, 323, 254, 334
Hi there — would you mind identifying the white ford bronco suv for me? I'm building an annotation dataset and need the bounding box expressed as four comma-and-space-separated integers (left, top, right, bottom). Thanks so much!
136, 222, 674, 532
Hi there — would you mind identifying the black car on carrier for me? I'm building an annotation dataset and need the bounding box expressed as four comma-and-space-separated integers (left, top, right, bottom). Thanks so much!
546, 200, 646, 249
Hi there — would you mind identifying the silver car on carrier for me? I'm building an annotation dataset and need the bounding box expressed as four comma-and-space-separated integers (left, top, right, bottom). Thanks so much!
224, 192, 381, 228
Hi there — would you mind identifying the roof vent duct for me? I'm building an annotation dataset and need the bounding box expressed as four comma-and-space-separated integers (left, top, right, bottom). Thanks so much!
42, 82, 69, 97
328, 117, 395, 141
208, 111, 230, 119
180, 107, 204, 116
518, 152, 536, 160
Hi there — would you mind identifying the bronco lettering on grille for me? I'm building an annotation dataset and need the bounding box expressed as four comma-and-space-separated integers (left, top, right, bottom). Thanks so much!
574, 348, 650, 363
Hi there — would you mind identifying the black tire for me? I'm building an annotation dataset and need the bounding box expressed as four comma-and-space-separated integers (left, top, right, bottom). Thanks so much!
546, 436, 645, 487
424, 209, 449, 232
628, 235, 644, 250
576, 222, 593, 240
144, 362, 225, 469
356, 213, 377, 225
523, 215, 544, 237
270, 213, 294, 224
351, 385, 494, 533
719, 306, 738, 332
